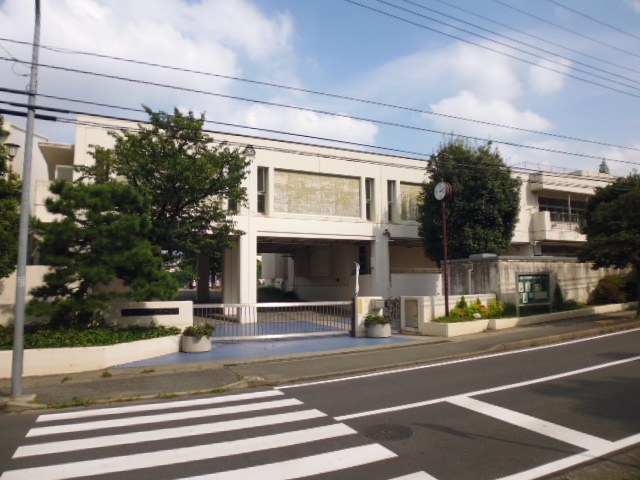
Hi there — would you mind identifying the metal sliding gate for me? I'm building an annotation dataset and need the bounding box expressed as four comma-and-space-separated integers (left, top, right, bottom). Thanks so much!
193, 301, 353, 337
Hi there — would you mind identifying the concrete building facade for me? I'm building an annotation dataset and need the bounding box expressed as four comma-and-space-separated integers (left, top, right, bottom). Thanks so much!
0, 115, 620, 324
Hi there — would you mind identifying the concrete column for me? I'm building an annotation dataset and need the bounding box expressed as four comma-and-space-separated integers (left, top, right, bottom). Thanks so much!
370, 235, 390, 298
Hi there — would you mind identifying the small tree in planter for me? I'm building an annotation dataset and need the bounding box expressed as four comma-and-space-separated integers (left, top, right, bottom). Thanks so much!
364, 312, 392, 338
181, 324, 215, 353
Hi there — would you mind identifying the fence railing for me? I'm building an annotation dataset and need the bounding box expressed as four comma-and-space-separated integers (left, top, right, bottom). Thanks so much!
193, 301, 353, 337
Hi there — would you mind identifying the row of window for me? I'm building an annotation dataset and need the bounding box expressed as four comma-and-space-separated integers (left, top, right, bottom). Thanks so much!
538, 197, 587, 224
247, 168, 422, 222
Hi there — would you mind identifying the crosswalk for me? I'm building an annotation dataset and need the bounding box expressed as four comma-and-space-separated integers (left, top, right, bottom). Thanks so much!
1, 390, 433, 480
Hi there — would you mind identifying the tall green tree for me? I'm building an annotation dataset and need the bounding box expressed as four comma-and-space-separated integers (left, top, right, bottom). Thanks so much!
82, 107, 251, 267
578, 173, 640, 317
27, 180, 177, 327
418, 137, 521, 262
0, 116, 22, 279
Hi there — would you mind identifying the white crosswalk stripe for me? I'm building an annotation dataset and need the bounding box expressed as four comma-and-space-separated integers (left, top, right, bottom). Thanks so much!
1, 390, 418, 480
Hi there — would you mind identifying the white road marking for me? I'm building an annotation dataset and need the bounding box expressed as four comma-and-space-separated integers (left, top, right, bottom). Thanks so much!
1, 424, 359, 480
14, 409, 327, 458
447, 396, 612, 450
277, 328, 640, 390
336, 354, 640, 420
178, 444, 397, 480
495, 433, 640, 480
27, 398, 302, 437
37, 390, 283, 423
390, 472, 440, 480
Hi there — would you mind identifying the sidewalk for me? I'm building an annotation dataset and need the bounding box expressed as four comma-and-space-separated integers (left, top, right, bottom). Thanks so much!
1, 310, 638, 410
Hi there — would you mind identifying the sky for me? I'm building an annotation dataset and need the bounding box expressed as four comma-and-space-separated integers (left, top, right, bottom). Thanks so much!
1, 0, 639, 176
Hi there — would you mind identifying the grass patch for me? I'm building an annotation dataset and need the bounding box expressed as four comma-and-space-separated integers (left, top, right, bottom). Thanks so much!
49, 396, 96, 409
139, 368, 155, 374
156, 392, 179, 399
0, 324, 180, 350
101, 370, 112, 378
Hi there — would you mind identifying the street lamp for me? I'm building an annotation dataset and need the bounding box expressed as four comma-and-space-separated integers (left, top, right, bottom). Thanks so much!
5, 143, 19, 171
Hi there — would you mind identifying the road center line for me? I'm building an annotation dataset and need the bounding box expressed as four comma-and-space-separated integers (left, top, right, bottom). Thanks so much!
278, 327, 640, 390
335, 354, 640, 421
447, 396, 612, 450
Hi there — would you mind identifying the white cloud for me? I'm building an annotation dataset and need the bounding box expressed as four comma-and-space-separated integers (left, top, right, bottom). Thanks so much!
239, 104, 379, 147
626, 0, 640, 12
529, 59, 571, 95
359, 41, 523, 105
429, 90, 553, 139
0, 0, 297, 142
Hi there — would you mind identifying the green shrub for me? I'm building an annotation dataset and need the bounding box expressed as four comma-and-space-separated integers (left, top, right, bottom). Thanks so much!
456, 296, 468, 309
0, 324, 180, 350
488, 300, 505, 317
590, 276, 629, 305
465, 303, 490, 319
183, 324, 215, 339
363, 313, 392, 327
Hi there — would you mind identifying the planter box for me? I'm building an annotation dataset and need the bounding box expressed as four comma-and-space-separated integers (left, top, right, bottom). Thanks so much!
421, 319, 489, 338
181, 335, 213, 353
367, 324, 391, 338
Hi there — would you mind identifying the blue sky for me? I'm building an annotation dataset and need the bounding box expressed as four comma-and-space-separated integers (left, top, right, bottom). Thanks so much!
1, 0, 639, 175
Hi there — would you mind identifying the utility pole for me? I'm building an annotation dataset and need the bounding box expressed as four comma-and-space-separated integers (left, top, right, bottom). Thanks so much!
11, 0, 41, 399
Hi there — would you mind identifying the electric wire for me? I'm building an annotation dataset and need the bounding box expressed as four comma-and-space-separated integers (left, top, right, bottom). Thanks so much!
544, 0, 640, 43
343, 0, 640, 99
2, 86, 639, 168
2, 39, 640, 154
1, 103, 626, 191
491, 0, 640, 60
2, 37, 638, 152
393, 0, 640, 88
348, 0, 640, 95
429, 0, 640, 76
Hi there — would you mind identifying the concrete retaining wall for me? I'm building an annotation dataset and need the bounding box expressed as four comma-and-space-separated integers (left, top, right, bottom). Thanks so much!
0, 335, 181, 378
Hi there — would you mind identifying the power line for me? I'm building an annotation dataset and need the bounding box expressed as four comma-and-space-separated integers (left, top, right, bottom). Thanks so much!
393, 0, 640, 88
544, 0, 640, 43
2, 39, 640, 154
2, 96, 638, 175
351, 0, 640, 95
491, 0, 640, 60
429, 0, 640, 76
61, 112, 620, 191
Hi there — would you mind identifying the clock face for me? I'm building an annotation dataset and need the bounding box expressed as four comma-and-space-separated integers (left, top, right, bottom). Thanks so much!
434, 181, 449, 200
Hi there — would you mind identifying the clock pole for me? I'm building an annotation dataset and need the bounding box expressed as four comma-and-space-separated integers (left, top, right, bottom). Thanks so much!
442, 199, 450, 317
434, 181, 452, 317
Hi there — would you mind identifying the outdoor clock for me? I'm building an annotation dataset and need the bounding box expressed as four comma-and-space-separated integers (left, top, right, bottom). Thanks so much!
434, 181, 452, 201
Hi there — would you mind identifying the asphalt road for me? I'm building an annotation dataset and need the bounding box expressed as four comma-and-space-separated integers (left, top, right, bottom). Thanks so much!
1, 329, 639, 479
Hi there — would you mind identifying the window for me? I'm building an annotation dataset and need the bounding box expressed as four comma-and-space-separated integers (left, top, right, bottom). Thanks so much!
387, 180, 396, 222
227, 198, 238, 214
257, 167, 267, 214
539, 197, 586, 223
400, 183, 422, 221
358, 244, 371, 274
365, 178, 374, 221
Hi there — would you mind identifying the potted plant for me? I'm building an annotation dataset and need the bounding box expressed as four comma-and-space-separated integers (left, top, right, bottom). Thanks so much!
181, 324, 215, 353
363, 312, 392, 338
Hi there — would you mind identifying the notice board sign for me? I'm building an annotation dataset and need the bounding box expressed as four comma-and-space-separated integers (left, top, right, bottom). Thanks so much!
516, 272, 552, 316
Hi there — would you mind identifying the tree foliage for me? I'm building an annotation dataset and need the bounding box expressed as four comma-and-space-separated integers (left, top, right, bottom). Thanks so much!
418, 137, 521, 262
578, 173, 640, 316
0, 115, 22, 279
82, 107, 251, 266
27, 180, 178, 327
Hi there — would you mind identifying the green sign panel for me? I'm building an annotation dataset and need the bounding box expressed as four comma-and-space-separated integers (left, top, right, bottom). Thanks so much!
517, 273, 551, 306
